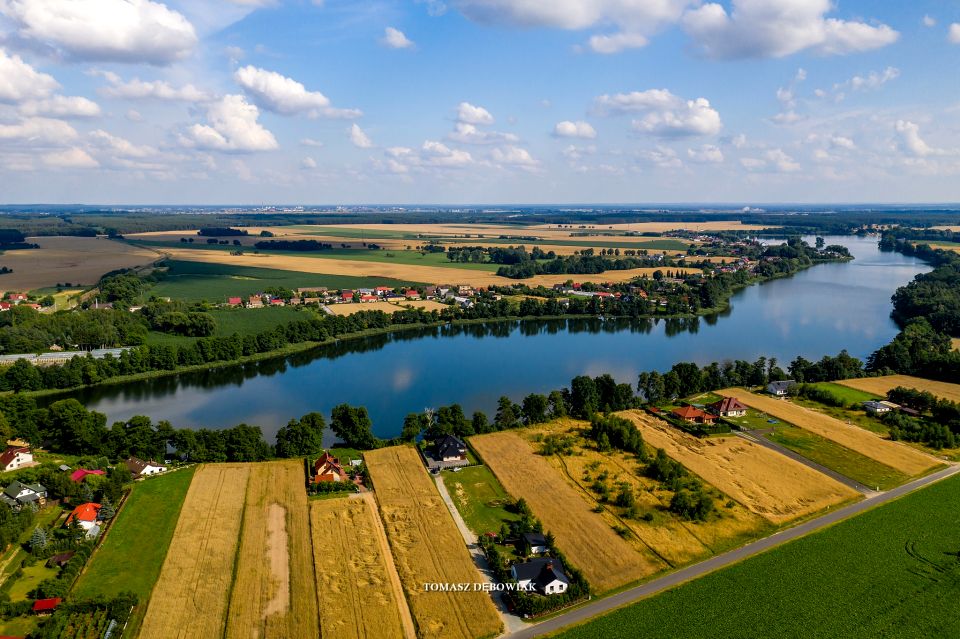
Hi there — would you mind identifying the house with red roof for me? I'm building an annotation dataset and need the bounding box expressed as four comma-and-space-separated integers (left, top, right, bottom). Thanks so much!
69, 468, 106, 483
404, 289, 421, 300
227, 296, 243, 306
360, 294, 378, 303
340, 290, 354, 302
7, 293, 26, 302
708, 397, 748, 418
312, 452, 348, 483
32, 597, 61, 615
0, 446, 33, 473
66, 502, 103, 538
671, 405, 716, 425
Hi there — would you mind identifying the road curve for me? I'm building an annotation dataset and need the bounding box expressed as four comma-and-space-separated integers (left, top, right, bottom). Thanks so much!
504, 463, 960, 639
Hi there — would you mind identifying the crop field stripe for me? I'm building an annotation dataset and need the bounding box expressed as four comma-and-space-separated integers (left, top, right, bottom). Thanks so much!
837, 374, 960, 404
138, 464, 251, 639
718, 389, 941, 476
470, 431, 662, 592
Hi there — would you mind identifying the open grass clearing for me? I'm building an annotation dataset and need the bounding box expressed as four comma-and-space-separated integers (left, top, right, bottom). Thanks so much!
555, 472, 960, 639
441, 464, 520, 536
73, 467, 196, 602
618, 411, 859, 524
837, 374, 960, 404
470, 430, 662, 592
311, 495, 413, 639
138, 464, 251, 639
766, 424, 909, 490
806, 381, 881, 404
718, 389, 942, 476
365, 446, 502, 639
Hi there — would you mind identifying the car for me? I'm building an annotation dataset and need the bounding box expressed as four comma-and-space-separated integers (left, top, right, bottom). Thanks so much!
452, 466, 462, 472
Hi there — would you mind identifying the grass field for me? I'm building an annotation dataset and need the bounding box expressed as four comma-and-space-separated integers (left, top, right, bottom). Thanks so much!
226, 460, 318, 639
837, 374, 960, 404
766, 424, 909, 490
7, 562, 57, 600
311, 495, 412, 639
516, 419, 770, 569
441, 464, 520, 535
145, 306, 314, 346
807, 381, 881, 404
365, 446, 502, 639
555, 472, 960, 639
148, 260, 419, 301
73, 467, 196, 601
619, 411, 858, 524
0, 236, 159, 291
138, 464, 251, 639
470, 430, 661, 592
718, 389, 941, 476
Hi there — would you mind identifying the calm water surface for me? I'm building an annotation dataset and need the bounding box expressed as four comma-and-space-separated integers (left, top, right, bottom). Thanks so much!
67, 236, 928, 440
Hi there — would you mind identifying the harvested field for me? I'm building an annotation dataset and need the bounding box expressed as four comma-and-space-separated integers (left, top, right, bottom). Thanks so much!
717, 389, 941, 476
139, 464, 251, 639
517, 419, 768, 568
837, 375, 960, 404
470, 431, 661, 591
159, 247, 699, 288
0, 236, 158, 291
311, 495, 413, 639
225, 460, 318, 639
619, 411, 859, 524
326, 300, 448, 316
365, 446, 502, 639
530, 221, 776, 233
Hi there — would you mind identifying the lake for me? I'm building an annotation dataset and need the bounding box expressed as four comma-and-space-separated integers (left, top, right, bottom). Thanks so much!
67, 236, 928, 441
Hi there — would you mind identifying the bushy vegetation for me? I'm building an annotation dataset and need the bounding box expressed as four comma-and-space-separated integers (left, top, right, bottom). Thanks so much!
253, 239, 333, 251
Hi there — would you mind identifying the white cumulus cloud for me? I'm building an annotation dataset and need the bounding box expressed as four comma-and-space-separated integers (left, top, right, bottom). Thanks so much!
687, 144, 723, 163
381, 26, 414, 49
456, 102, 494, 125
19, 95, 100, 118
595, 89, 721, 137
0, 117, 77, 144
234, 65, 360, 118
180, 94, 278, 152
682, 0, 898, 59
350, 123, 373, 148
553, 120, 596, 139
96, 70, 212, 101
895, 120, 945, 157
0, 0, 198, 64
42, 147, 99, 168
950, 23, 960, 45
491, 145, 538, 169
0, 48, 59, 102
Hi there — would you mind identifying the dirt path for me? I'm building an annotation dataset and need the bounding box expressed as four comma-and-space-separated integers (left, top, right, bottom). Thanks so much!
358, 492, 417, 639
263, 503, 290, 620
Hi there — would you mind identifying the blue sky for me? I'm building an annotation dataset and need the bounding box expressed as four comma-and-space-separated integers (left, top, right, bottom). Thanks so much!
1, 0, 959, 204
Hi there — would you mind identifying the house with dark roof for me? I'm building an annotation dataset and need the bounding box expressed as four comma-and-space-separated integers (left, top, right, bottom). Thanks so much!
766, 380, 796, 397
125, 457, 166, 478
0, 445, 33, 472
520, 532, 548, 556
708, 397, 748, 418
45, 552, 75, 568
1, 480, 46, 511
511, 558, 570, 595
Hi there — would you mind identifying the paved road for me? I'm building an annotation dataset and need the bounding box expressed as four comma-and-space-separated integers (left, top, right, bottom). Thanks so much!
735, 430, 877, 494
434, 474, 527, 634
504, 463, 960, 639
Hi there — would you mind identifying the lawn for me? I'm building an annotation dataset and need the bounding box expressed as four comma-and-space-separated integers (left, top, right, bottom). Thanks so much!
441, 464, 519, 535
148, 260, 417, 302
557, 472, 960, 639
8, 562, 58, 601
807, 381, 881, 405
722, 408, 782, 431
0, 615, 37, 636
766, 424, 910, 490
72, 467, 196, 601
145, 306, 316, 347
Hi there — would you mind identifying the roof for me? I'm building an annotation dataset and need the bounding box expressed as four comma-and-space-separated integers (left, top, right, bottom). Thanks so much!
512, 557, 570, 589
434, 434, 466, 458
47, 551, 74, 565
69, 469, 105, 482
863, 400, 889, 410
768, 380, 795, 391
522, 532, 547, 546
67, 502, 101, 524
3, 480, 44, 501
709, 397, 747, 413
32, 597, 61, 612
126, 457, 162, 475
672, 405, 707, 420
0, 446, 29, 468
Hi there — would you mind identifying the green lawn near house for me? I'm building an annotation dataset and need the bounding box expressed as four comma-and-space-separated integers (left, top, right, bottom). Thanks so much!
442, 464, 519, 535
7, 561, 58, 601
72, 467, 196, 600
556, 472, 960, 639
766, 424, 909, 490
806, 381, 881, 405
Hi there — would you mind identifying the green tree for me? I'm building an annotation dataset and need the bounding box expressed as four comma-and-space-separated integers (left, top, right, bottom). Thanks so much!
5, 359, 42, 392
330, 404, 380, 450
569, 376, 599, 418
99, 496, 116, 520
275, 412, 326, 458
521, 393, 549, 425
401, 413, 429, 442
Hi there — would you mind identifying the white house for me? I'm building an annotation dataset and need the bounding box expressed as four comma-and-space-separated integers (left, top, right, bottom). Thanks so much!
125, 457, 167, 477
521, 532, 549, 555
863, 400, 898, 415
766, 380, 796, 397
511, 558, 570, 595
0, 445, 33, 472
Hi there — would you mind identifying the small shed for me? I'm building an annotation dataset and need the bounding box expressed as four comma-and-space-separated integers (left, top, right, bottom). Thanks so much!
32, 597, 62, 615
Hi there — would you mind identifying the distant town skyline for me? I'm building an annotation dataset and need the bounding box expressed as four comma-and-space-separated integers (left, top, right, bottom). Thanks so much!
1, 1, 959, 204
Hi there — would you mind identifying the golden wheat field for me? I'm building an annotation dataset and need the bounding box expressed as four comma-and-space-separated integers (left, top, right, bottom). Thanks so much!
470, 430, 660, 591
225, 460, 318, 639
518, 419, 768, 568
619, 411, 859, 524
326, 300, 448, 316
717, 389, 941, 476
364, 446, 502, 639
159, 246, 700, 288
0, 236, 159, 291
311, 495, 414, 639
139, 464, 252, 639
837, 374, 960, 404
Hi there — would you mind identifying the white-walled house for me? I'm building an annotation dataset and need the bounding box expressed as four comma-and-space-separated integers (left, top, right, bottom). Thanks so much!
0, 445, 33, 472
126, 457, 167, 477
511, 558, 570, 595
